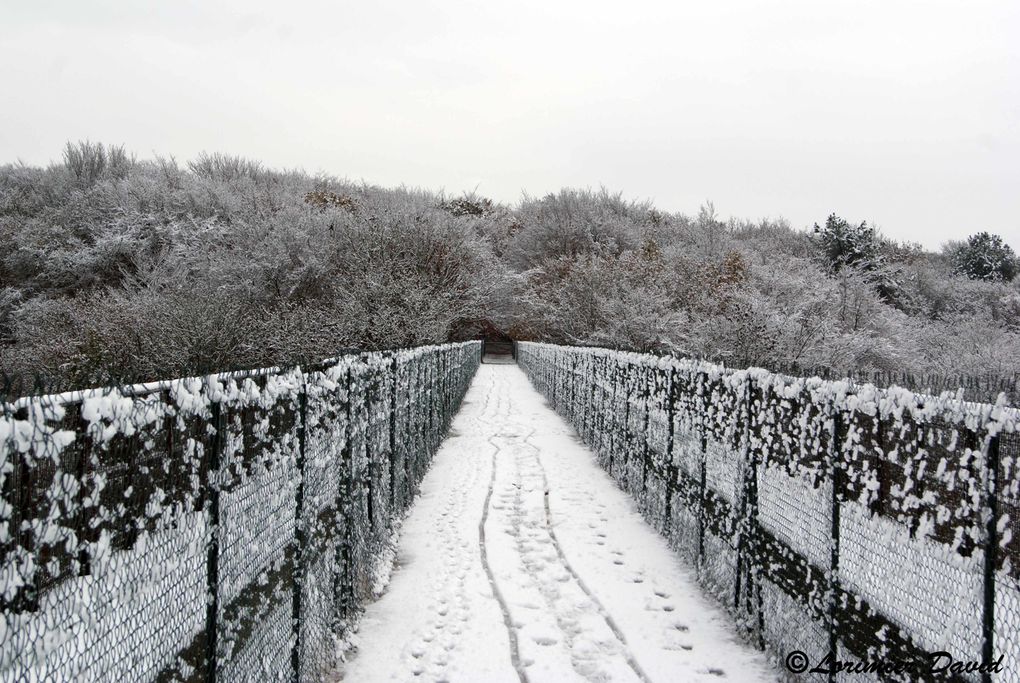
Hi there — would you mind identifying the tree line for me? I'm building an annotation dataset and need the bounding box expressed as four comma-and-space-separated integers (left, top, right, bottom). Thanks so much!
1, 141, 1017, 392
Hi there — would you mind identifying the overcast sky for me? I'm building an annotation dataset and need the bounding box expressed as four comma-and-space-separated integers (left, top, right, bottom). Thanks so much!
1, 0, 1017, 250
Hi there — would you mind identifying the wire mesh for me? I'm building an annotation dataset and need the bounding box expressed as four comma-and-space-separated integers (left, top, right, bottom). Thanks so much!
1, 342, 481, 682
518, 341, 1020, 683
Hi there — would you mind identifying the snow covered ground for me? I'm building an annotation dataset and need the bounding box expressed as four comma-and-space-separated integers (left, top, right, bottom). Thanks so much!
336, 364, 778, 682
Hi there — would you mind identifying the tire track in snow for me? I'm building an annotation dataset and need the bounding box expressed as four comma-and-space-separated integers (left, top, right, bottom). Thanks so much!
490, 401, 644, 682
504, 369, 772, 682
481, 435, 529, 683
522, 429, 652, 683
505, 434, 600, 679
479, 375, 530, 683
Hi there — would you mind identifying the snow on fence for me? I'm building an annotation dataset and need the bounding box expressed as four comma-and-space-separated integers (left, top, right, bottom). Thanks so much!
518, 342, 1020, 682
0, 341, 481, 682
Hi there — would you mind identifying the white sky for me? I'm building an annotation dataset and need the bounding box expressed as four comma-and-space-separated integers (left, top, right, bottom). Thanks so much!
1, 0, 1018, 250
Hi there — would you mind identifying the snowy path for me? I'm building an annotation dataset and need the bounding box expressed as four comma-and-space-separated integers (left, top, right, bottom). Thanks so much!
336, 365, 778, 683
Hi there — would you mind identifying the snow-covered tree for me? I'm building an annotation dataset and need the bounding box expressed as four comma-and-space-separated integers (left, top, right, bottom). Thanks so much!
2, 142, 1019, 388
950, 231, 1018, 282
812, 213, 880, 272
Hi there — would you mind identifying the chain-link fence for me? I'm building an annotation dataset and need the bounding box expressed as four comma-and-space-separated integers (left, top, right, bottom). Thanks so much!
518, 341, 1019, 683
1, 342, 481, 682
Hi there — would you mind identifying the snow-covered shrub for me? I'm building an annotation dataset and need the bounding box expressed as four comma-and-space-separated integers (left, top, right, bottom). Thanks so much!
3, 143, 1019, 389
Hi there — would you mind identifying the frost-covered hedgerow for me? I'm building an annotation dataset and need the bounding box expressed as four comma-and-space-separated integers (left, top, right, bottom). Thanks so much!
3, 148, 1019, 391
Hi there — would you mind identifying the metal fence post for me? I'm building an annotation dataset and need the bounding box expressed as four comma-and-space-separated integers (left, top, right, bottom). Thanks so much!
586, 356, 597, 442
745, 380, 765, 649
291, 375, 308, 683
829, 406, 844, 683
982, 432, 1000, 683
697, 372, 708, 565
601, 356, 609, 455
662, 367, 679, 534
335, 366, 354, 626
408, 358, 420, 494
620, 363, 631, 485
428, 359, 436, 451
607, 360, 618, 476
11, 425, 39, 613
387, 354, 400, 514
734, 381, 751, 612
205, 393, 224, 683
640, 365, 652, 498
570, 355, 578, 424
756, 388, 766, 647
77, 403, 96, 577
